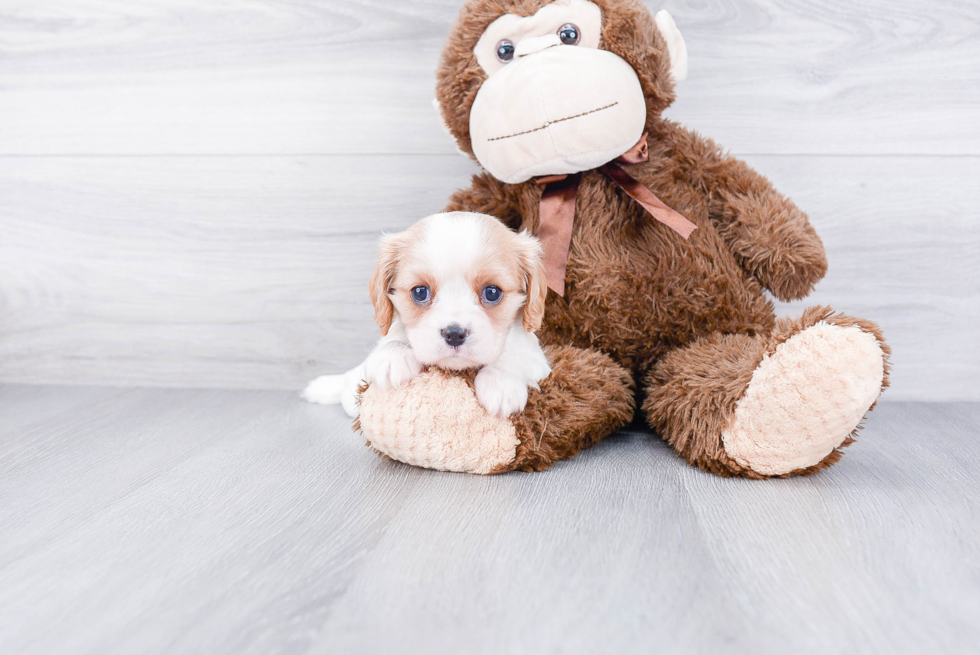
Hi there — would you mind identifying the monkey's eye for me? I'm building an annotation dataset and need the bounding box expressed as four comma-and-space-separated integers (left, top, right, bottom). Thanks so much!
558, 23, 580, 46
411, 286, 430, 303
481, 285, 503, 304
496, 39, 515, 63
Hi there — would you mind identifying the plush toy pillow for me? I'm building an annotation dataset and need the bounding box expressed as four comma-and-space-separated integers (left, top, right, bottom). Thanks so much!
356, 346, 633, 474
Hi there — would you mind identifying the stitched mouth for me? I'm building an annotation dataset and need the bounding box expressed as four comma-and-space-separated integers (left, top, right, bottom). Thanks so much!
487, 101, 619, 142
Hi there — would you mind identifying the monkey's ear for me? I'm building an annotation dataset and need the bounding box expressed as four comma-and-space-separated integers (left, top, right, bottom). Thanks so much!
368, 233, 401, 336
655, 10, 689, 83
516, 231, 548, 333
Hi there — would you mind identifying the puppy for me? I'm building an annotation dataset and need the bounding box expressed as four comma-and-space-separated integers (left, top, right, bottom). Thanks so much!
303, 211, 551, 418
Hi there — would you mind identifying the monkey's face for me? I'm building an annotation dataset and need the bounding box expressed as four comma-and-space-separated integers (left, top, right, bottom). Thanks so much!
436, 0, 688, 184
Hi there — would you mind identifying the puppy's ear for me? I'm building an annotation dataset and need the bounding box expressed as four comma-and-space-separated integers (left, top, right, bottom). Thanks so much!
516, 231, 548, 333
368, 233, 402, 336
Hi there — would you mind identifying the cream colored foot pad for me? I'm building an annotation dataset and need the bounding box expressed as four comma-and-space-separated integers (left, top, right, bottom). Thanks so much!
722, 323, 885, 475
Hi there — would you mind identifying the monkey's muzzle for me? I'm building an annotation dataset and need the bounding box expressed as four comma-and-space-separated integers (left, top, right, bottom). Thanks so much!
469, 45, 647, 184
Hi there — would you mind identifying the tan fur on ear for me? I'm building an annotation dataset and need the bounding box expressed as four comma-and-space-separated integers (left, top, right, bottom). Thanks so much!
368, 234, 402, 336
517, 230, 548, 332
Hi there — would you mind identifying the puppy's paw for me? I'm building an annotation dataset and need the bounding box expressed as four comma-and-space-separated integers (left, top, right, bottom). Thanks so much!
474, 366, 530, 418
302, 374, 345, 405
364, 344, 422, 391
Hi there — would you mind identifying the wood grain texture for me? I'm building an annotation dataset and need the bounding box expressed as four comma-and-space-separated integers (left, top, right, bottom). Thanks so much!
0, 387, 977, 654
2, 154, 976, 399
0, 154, 478, 389
1, 0, 977, 397
0, 0, 977, 156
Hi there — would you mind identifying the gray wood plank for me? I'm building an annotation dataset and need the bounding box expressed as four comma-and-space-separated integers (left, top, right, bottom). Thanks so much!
1, 154, 976, 399
0, 387, 422, 655
677, 402, 980, 654
0, 154, 479, 390
0, 387, 321, 566
0, 384, 125, 437
318, 403, 980, 655
315, 435, 757, 655
757, 153, 980, 401
0, 387, 977, 654
667, 0, 980, 156
0, 0, 977, 156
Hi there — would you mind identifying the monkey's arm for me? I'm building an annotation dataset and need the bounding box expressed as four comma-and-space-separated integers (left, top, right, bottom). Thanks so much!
666, 123, 828, 301
444, 171, 526, 232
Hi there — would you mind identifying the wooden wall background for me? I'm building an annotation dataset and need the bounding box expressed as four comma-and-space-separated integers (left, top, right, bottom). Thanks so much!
0, 0, 977, 400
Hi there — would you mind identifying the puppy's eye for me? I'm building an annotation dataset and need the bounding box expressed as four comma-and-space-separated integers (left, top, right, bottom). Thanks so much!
481, 285, 503, 304
411, 286, 430, 303
496, 39, 515, 63
558, 23, 580, 46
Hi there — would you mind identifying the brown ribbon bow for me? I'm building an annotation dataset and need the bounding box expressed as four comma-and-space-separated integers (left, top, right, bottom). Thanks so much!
535, 133, 697, 296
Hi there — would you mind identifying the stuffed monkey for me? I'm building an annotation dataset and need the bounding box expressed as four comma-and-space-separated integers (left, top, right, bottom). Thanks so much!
411, 0, 891, 478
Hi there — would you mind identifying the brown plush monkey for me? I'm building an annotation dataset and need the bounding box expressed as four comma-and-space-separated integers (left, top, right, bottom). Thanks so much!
358, 0, 890, 477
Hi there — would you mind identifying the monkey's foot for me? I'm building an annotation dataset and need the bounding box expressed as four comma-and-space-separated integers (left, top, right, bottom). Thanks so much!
644, 307, 890, 477
721, 318, 886, 476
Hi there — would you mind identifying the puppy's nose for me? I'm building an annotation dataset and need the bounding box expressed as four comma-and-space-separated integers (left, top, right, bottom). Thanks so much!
441, 324, 468, 348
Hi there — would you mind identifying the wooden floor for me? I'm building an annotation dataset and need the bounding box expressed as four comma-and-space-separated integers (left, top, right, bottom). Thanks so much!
1, 385, 977, 654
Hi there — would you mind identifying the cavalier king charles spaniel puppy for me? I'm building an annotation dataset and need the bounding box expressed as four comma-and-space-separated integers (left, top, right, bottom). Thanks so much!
303, 211, 551, 418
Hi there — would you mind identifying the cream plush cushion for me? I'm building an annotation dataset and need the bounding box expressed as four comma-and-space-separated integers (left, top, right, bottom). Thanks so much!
358, 371, 520, 475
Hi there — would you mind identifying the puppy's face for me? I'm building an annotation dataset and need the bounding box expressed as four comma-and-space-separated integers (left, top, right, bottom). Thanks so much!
369, 212, 547, 370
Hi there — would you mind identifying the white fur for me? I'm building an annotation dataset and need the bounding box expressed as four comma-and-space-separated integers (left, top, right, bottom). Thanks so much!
302, 213, 551, 419
302, 362, 365, 418
363, 319, 422, 390
402, 216, 504, 371
474, 322, 552, 417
